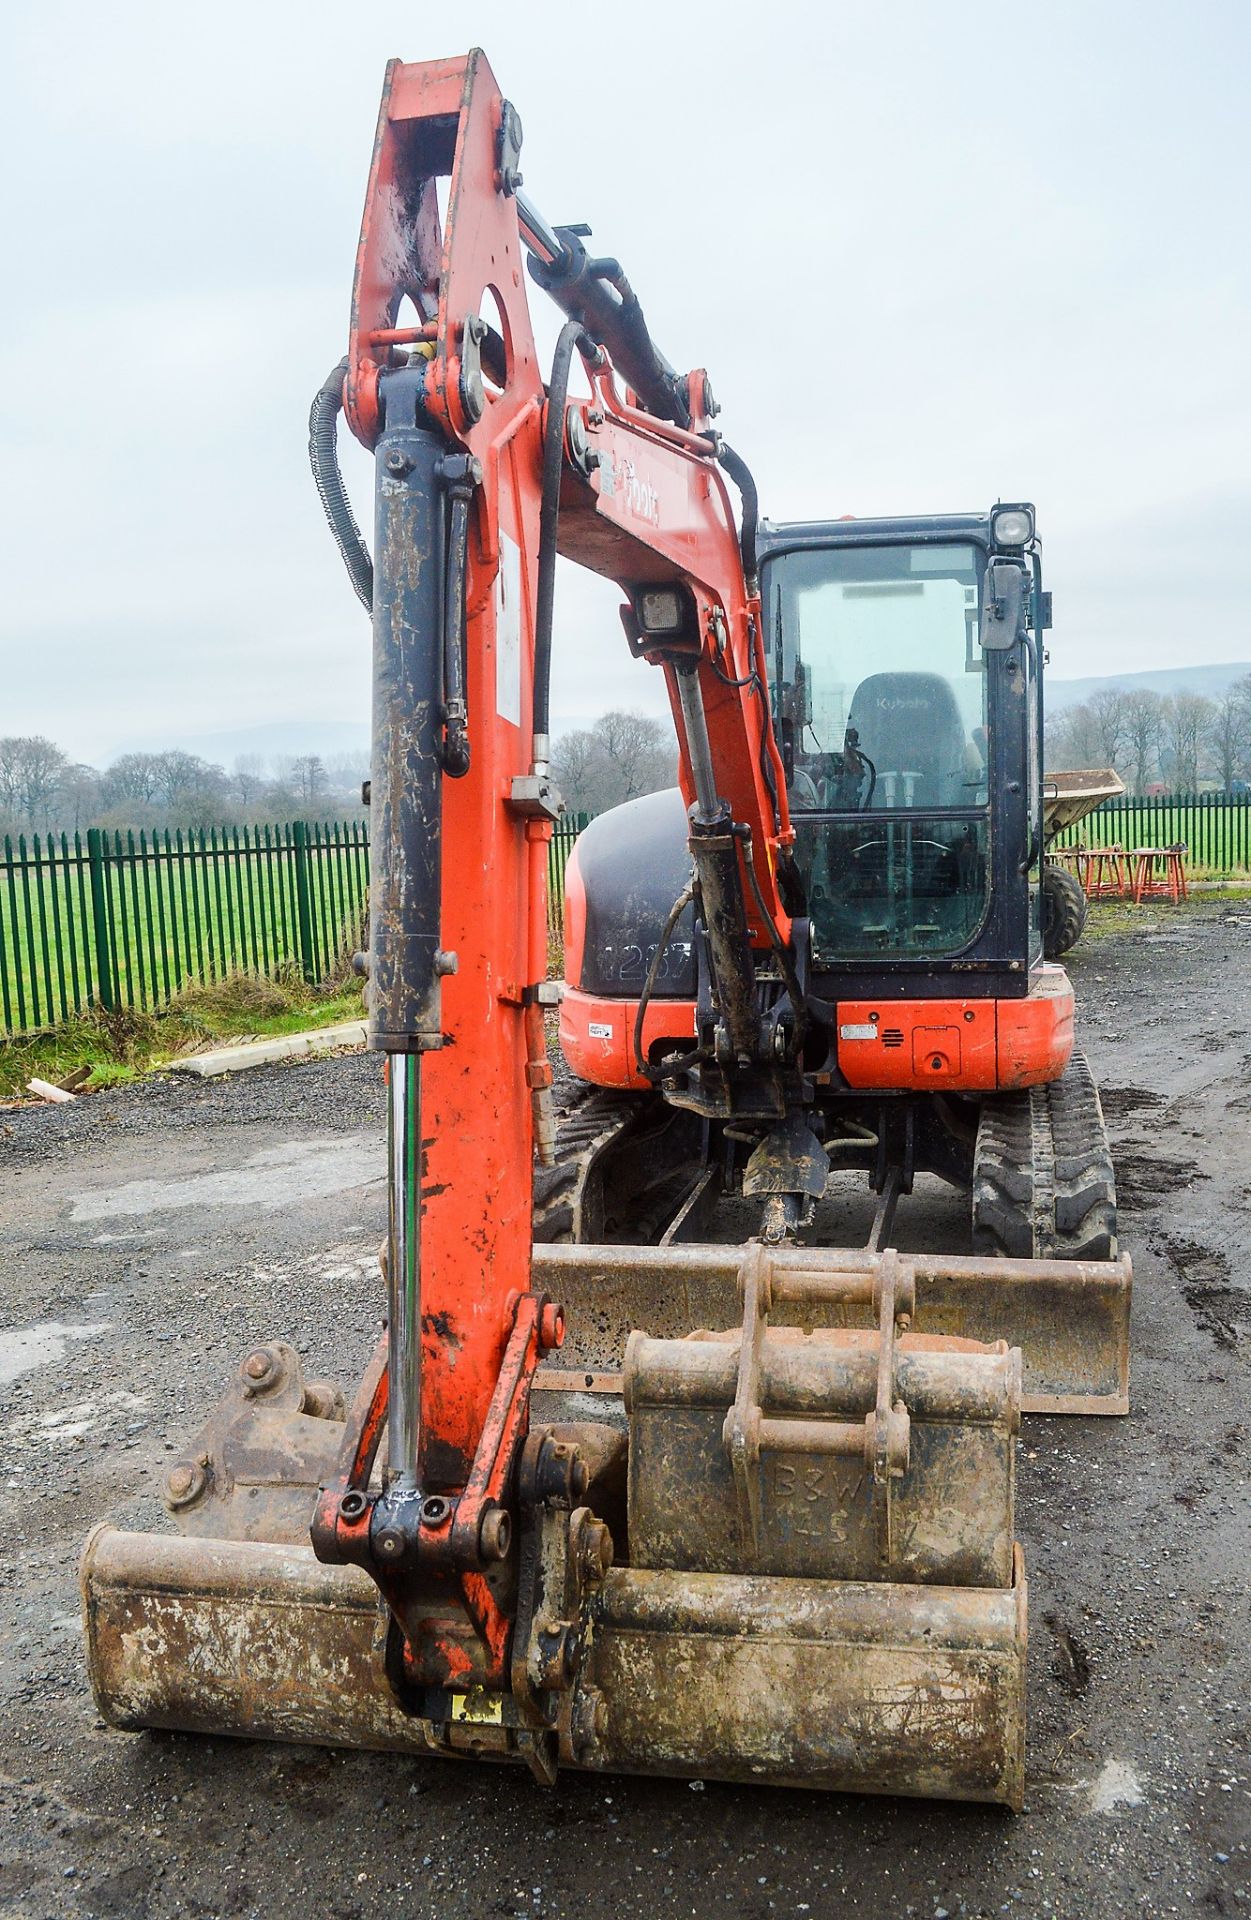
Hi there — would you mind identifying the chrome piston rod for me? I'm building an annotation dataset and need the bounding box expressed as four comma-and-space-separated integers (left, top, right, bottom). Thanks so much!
386, 1053, 421, 1490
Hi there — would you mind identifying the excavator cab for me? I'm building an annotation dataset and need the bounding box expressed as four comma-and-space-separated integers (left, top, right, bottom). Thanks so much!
772, 523, 1010, 963
81, 53, 1127, 1816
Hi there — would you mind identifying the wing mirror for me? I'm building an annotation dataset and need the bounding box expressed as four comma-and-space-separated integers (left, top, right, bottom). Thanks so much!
979, 560, 1027, 651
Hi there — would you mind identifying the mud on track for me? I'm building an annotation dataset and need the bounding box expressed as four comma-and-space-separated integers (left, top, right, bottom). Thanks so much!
1, 902, 1249, 1919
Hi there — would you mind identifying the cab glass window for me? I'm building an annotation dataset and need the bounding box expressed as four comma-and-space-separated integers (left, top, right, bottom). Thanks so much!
765, 542, 991, 961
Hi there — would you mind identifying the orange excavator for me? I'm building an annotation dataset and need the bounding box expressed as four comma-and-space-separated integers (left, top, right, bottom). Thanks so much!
81, 49, 1130, 1808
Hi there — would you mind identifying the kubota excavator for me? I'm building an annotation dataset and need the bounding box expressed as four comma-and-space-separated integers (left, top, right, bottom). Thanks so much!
81, 49, 1130, 1809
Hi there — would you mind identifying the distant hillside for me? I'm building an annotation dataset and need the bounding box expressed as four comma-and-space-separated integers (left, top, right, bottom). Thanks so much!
1048, 662, 1251, 712
100, 667, 1250, 765
105, 718, 369, 768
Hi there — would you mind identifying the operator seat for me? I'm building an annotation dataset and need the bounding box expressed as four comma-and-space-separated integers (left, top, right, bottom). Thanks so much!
845, 671, 969, 808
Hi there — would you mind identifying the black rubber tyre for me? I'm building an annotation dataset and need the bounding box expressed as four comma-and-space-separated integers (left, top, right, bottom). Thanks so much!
1042, 861, 1088, 960
971, 1047, 1116, 1260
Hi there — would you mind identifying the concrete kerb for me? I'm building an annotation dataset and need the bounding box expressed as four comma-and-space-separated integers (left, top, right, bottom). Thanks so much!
169, 1020, 368, 1078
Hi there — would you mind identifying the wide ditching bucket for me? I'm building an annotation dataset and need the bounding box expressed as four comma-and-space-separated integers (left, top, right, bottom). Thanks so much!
78, 1237, 1065, 1808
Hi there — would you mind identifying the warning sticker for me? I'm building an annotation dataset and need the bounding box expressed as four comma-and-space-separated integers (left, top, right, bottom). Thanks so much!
588, 1021, 613, 1039
495, 532, 522, 725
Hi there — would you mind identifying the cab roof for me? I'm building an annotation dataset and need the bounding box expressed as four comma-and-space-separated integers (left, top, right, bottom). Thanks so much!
758, 509, 1033, 555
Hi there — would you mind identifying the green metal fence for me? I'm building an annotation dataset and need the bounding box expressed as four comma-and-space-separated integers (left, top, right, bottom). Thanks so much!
0, 821, 370, 1038
1, 810, 594, 1039
547, 811, 590, 936
1049, 792, 1251, 874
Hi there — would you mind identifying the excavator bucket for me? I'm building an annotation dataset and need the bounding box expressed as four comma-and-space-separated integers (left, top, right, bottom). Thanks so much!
534, 1241, 1132, 1417
84, 1246, 1028, 1808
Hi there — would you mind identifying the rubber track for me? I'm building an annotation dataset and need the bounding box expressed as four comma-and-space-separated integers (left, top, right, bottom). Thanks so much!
972, 1046, 1117, 1260
532, 1091, 643, 1243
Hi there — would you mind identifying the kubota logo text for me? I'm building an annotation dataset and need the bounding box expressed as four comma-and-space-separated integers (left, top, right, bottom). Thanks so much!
619, 458, 660, 525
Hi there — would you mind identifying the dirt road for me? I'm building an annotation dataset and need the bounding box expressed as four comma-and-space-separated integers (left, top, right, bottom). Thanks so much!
2, 904, 1249, 1918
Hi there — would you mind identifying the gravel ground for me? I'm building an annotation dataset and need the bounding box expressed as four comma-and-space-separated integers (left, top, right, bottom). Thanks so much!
1, 905, 1249, 1919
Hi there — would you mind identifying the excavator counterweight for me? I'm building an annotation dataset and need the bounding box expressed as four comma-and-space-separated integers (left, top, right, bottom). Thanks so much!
82, 48, 1128, 1811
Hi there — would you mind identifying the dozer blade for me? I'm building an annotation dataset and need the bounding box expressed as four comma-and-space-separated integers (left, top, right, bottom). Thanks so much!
82, 1528, 1025, 1808
534, 1240, 1132, 1415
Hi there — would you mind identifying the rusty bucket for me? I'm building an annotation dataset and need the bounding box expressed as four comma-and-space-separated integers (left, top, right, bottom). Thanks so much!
83, 1242, 1035, 1807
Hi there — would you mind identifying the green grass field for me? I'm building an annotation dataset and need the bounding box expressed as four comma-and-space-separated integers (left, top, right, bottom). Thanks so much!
0, 827, 369, 1038
0, 972, 366, 1101
2, 815, 584, 1042
1051, 797, 1251, 877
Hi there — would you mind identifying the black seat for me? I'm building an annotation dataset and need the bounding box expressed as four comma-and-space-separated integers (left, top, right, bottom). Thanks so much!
845, 671, 969, 808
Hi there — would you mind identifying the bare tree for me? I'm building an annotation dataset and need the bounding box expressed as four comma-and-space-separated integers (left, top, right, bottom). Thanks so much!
1045, 701, 1104, 772
1087, 687, 1129, 771
231, 754, 267, 808
290, 755, 327, 805
153, 750, 222, 806
1209, 679, 1251, 795
1162, 692, 1215, 794
56, 764, 102, 834
324, 750, 369, 789
551, 729, 598, 809
1121, 689, 1164, 794
102, 752, 164, 807
0, 735, 70, 828
552, 712, 675, 814
0, 738, 23, 818
594, 711, 674, 800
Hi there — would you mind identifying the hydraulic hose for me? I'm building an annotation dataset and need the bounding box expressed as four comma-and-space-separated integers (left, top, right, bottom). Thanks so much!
534, 322, 594, 748
632, 883, 696, 1082
717, 442, 759, 590
440, 483, 472, 777
716, 440, 781, 826
309, 359, 374, 612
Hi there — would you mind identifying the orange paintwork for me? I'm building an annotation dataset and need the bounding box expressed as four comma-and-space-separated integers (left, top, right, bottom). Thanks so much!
558, 363, 793, 929
560, 985, 695, 1090
836, 967, 1074, 1091
994, 964, 1075, 1087
561, 966, 1075, 1094
562, 836, 587, 988
345, 52, 548, 1491
835, 997, 998, 1090
339, 48, 801, 1682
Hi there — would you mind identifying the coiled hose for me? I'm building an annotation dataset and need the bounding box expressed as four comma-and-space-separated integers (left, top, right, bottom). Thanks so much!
309, 359, 374, 612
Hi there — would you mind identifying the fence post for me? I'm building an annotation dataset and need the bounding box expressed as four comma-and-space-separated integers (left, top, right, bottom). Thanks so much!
292, 820, 317, 984
86, 827, 115, 1011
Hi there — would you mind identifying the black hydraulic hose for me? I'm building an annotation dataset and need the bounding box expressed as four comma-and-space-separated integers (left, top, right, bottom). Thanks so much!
633, 883, 695, 1082
715, 443, 782, 828
440, 479, 473, 777
717, 442, 759, 590
309, 359, 373, 612
534, 321, 595, 743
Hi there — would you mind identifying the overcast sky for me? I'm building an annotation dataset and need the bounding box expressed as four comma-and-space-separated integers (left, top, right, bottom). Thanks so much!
3, 0, 1248, 767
